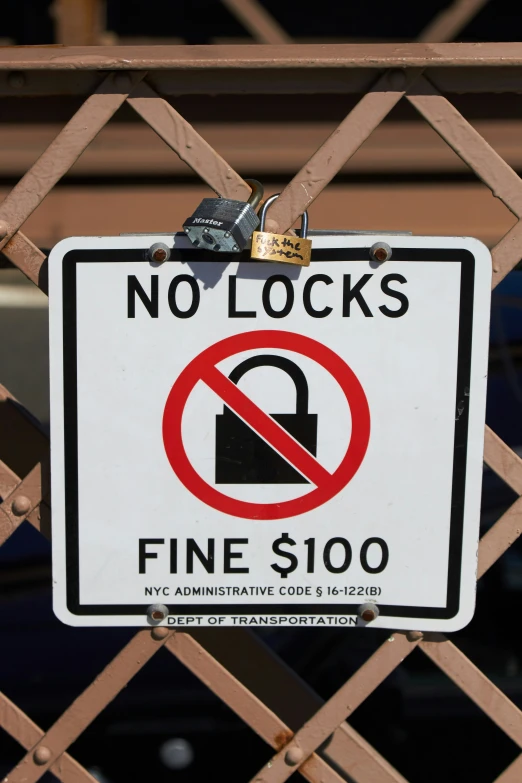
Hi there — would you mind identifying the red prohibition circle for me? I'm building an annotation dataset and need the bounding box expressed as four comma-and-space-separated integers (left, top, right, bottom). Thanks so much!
162, 330, 370, 520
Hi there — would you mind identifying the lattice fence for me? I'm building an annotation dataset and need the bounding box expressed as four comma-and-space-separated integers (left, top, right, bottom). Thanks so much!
2, 42, 522, 783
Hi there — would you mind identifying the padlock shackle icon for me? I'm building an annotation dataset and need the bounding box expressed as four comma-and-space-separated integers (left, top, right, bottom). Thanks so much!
215, 353, 317, 484
228, 354, 309, 415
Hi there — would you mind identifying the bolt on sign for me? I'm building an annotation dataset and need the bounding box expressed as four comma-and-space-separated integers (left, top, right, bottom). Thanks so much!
49, 233, 491, 630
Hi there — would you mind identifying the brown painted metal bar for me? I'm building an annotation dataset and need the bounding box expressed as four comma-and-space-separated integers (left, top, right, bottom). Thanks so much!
4, 67, 522, 97
248, 633, 419, 783
0, 71, 145, 250
167, 632, 345, 783
2, 43, 522, 69
0, 384, 48, 478
478, 495, 522, 579
221, 0, 292, 44
0, 691, 98, 783
6, 119, 522, 179
483, 426, 522, 494
2, 45, 522, 783
0, 459, 50, 538
263, 69, 422, 235
0, 462, 48, 546
11, 181, 516, 251
127, 81, 251, 201
494, 753, 522, 783
2, 629, 173, 783
417, 0, 490, 43
54, 0, 104, 46
407, 76, 522, 219
421, 635, 522, 747
191, 628, 409, 783
0, 232, 47, 292
0, 459, 20, 498
492, 219, 522, 288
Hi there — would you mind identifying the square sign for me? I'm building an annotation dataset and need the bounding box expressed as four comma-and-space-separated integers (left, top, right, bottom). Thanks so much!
49, 233, 491, 631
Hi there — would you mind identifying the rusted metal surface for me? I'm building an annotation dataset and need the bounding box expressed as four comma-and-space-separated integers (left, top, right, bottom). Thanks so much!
417, 0, 490, 43
192, 628, 409, 783
249, 633, 419, 783
2, 43, 522, 783
167, 632, 345, 783
221, 0, 292, 44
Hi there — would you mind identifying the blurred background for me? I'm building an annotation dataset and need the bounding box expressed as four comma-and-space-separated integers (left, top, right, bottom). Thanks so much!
1, 2, 522, 782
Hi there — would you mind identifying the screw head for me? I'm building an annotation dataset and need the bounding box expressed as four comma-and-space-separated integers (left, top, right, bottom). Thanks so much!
151, 626, 169, 641
406, 630, 424, 642
232, 244, 240, 252
34, 746, 52, 765
148, 242, 170, 264
358, 602, 380, 623
147, 603, 169, 624
224, 231, 231, 238
370, 242, 392, 263
284, 746, 303, 766
12, 495, 31, 516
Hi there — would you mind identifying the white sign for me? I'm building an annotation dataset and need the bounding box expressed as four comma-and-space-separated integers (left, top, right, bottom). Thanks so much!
49, 233, 491, 631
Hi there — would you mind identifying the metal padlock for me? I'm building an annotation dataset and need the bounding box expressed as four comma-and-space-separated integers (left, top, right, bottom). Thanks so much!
183, 179, 263, 253
251, 193, 312, 266
215, 354, 317, 484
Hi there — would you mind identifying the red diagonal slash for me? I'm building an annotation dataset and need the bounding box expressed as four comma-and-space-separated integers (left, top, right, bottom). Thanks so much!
202, 364, 331, 487
163, 330, 370, 520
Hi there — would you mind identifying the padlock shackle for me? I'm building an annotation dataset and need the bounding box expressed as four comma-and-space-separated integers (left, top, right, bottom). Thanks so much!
244, 179, 264, 211
228, 354, 309, 415
258, 193, 309, 239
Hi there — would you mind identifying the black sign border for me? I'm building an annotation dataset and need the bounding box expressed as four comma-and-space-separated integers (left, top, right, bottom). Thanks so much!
60, 244, 475, 620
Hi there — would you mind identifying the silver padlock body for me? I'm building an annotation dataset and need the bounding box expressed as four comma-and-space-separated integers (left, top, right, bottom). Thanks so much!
183, 198, 259, 253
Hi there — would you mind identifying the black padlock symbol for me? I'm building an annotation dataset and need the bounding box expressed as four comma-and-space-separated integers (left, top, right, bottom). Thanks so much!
215, 355, 317, 484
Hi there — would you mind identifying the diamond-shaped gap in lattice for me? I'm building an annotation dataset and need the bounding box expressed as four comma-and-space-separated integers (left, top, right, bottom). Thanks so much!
0, 267, 49, 426
19, 95, 252, 247
385, 647, 520, 783
404, 79, 522, 241
64, 644, 268, 783
0, 578, 135, 737
0, 72, 145, 259
304, 100, 516, 244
